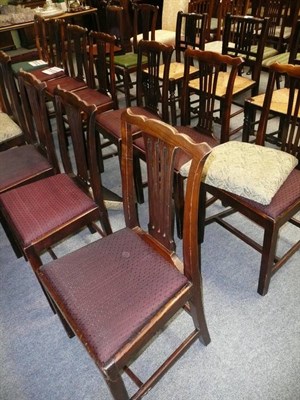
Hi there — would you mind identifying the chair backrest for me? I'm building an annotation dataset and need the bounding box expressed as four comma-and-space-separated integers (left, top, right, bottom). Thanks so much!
181, 48, 244, 143
17, 70, 60, 173
288, 19, 300, 65
222, 13, 270, 95
256, 62, 300, 162
88, 30, 118, 109
254, 0, 290, 51
121, 108, 212, 252
188, 0, 214, 39
214, 0, 250, 40
34, 16, 65, 68
106, 4, 128, 52
132, 3, 158, 52
136, 40, 174, 123
64, 24, 89, 81
54, 86, 109, 208
175, 11, 208, 62
0, 51, 26, 131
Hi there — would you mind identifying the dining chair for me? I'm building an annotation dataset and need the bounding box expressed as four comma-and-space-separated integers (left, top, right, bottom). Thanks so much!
107, 3, 158, 106
216, 13, 270, 137
0, 87, 112, 278
164, 10, 208, 125
165, 48, 244, 238
0, 70, 58, 201
37, 108, 212, 400
11, 17, 66, 81
254, 0, 293, 54
261, 18, 300, 86
199, 62, 300, 296
188, 0, 214, 41
211, 0, 250, 41
73, 30, 119, 111
96, 39, 174, 204
44, 23, 89, 97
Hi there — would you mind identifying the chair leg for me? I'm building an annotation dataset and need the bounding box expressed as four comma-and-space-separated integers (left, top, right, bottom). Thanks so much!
0, 214, 24, 259
105, 371, 130, 400
257, 224, 278, 296
123, 69, 132, 108
189, 286, 211, 346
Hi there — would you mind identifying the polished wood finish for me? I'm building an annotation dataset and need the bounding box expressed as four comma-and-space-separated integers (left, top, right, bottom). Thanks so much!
38, 108, 212, 400
203, 62, 300, 296
0, 87, 112, 273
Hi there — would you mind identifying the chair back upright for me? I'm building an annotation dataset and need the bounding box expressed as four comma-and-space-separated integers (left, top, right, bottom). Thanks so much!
34, 16, 65, 68
54, 87, 110, 215
121, 108, 212, 252
64, 24, 90, 82
256, 62, 300, 162
106, 5, 127, 53
175, 11, 208, 62
17, 70, 60, 173
132, 3, 159, 53
88, 31, 118, 109
222, 13, 270, 95
188, 0, 214, 40
288, 19, 300, 66
255, 0, 291, 52
181, 48, 244, 143
136, 40, 174, 124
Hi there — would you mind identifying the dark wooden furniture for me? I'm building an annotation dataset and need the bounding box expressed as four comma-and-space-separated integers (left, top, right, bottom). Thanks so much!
0, 86, 111, 276
96, 39, 174, 204
202, 62, 300, 296
37, 108, 212, 400
188, 0, 214, 41
107, 2, 158, 106
0, 70, 57, 197
165, 11, 208, 125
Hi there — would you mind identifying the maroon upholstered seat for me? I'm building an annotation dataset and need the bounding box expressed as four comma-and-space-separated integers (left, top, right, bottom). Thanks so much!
37, 109, 212, 399
0, 145, 53, 193
45, 76, 87, 95
0, 174, 98, 247
39, 227, 188, 364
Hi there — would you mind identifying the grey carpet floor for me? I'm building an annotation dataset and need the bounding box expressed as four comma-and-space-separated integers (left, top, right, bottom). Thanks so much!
1, 148, 299, 400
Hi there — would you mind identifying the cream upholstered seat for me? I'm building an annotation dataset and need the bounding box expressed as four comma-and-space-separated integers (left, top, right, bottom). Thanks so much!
133, 0, 189, 47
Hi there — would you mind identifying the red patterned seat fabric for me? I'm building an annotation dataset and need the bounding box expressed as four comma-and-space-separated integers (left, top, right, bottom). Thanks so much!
0, 173, 98, 247
96, 106, 161, 139
39, 227, 188, 365
0, 145, 52, 193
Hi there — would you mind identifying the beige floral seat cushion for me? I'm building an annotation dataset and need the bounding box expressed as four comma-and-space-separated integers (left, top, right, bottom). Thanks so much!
0, 112, 22, 143
180, 141, 298, 205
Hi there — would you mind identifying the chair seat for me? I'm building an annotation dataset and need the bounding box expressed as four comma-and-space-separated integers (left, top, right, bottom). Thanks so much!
96, 106, 160, 140
132, 30, 176, 47
0, 144, 53, 193
0, 173, 98, 247
0, 112, 22, 142
262, 51, 291, 67
210, 168, 300, 220
38, 227, 189, 365
114, 53, 147, 68
46, 76, 87, 94
248, 88, 300, 115
189, 71, 255, 97
11, 60, 48, 75
75, 87, 114, 110
30, 67, 66, 82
